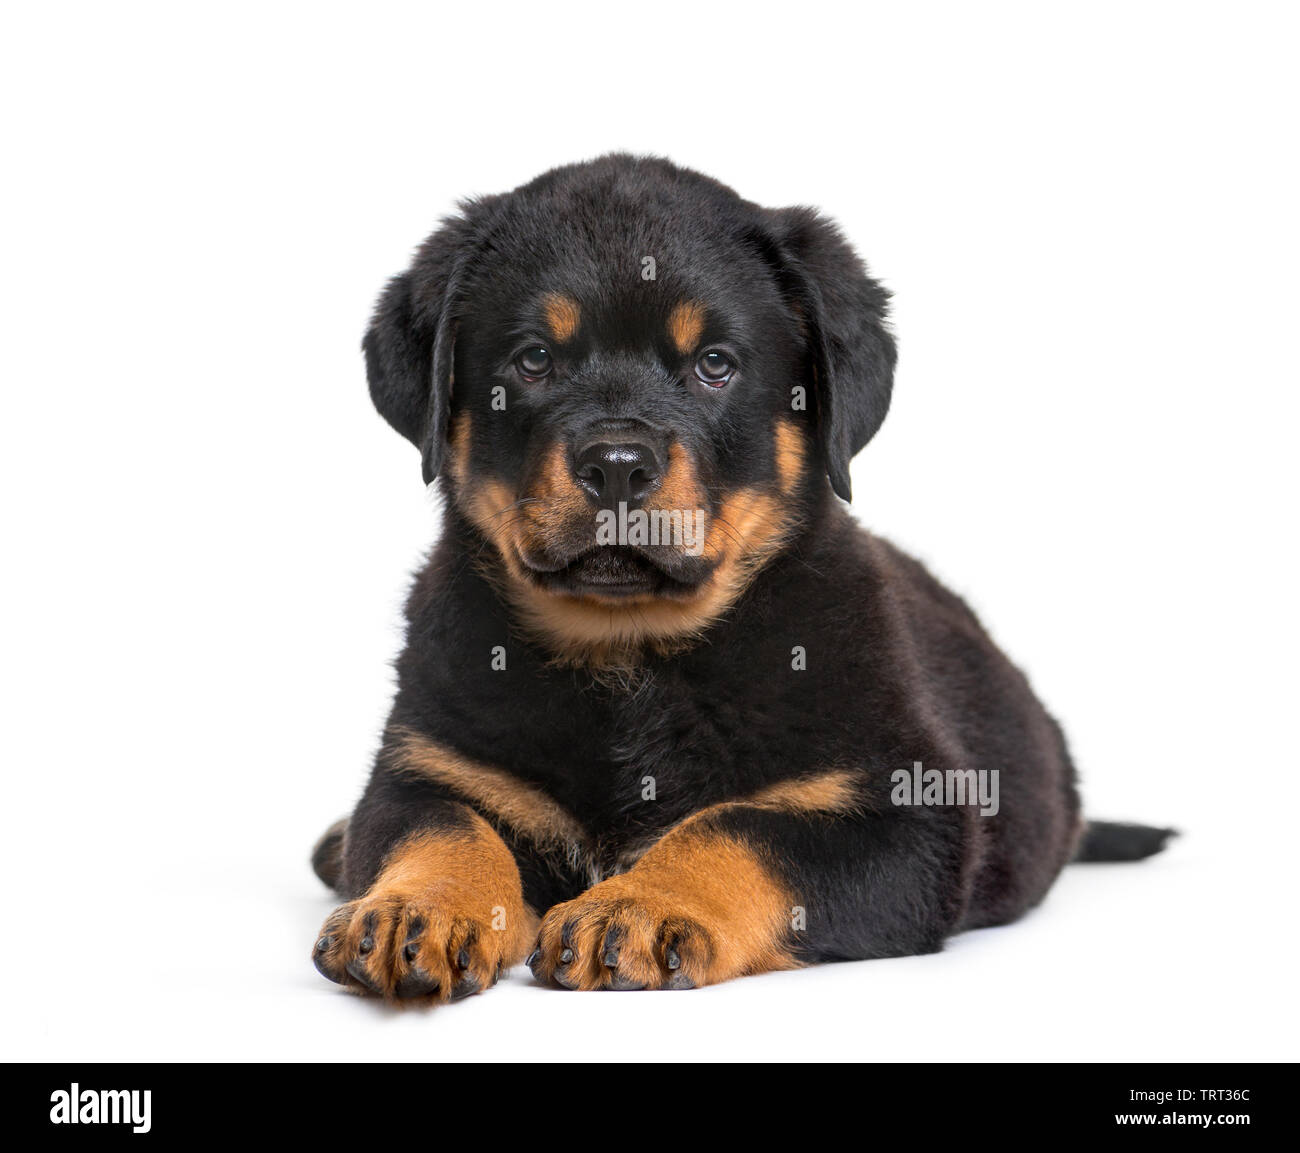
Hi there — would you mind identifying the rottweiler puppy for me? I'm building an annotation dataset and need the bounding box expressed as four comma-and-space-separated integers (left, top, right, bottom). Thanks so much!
310, 154, 1172, 1001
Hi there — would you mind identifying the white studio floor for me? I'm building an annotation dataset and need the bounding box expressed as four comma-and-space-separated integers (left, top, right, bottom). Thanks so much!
11, 818, 1290, 1064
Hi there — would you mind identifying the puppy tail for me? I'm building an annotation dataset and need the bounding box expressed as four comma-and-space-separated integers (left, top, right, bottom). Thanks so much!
310, 817, 349, 889
1073, 820, 1178, 862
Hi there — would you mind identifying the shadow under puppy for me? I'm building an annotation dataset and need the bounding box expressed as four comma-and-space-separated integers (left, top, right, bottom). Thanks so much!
311, 155, 1173, 1001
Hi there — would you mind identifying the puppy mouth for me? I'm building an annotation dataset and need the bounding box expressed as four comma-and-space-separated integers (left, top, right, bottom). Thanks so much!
519, 545, 707, 601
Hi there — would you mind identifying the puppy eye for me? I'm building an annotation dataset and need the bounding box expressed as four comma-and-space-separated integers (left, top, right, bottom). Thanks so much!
515, 346, 553, 380
694, 350, 734, 387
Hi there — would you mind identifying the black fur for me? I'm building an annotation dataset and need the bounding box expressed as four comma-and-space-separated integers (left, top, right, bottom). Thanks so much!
1074, 821, 1177, 862
316, 155, 1171, 986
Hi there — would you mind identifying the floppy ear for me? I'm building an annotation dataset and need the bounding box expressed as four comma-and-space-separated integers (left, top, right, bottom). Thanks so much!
764, 207, 897, 502
362, 216, 472, 485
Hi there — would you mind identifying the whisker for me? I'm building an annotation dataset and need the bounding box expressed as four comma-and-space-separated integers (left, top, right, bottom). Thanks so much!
487, 496, 544, 520
708, 515, 749, 550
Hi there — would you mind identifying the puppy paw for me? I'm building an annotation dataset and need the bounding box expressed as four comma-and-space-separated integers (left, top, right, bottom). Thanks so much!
313, 892, 522, 1002
527, 886, 725, 991
527, 830, 799, 991
311, 823, 533, 1003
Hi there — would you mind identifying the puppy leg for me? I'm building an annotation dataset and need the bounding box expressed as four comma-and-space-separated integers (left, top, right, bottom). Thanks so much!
312, 799, 534, 1002
529, 804, 964, 990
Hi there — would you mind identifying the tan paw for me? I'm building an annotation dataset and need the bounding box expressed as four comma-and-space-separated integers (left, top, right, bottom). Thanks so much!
313, 892, 522, 1001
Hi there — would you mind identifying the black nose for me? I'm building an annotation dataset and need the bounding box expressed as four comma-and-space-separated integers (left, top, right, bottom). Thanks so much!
573, 442, 662, 509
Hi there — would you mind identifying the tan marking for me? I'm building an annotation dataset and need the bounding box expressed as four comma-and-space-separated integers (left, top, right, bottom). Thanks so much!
500, 479, 797, 670
542, 293, 580, 343
706, 487, 788, 564
532, 825, 796, 990
518, 442, 593, 544
773, 418, 806, 495
644, 767, 863, 852
389, 727, 586, 851
650, 441, 703, 515
667, 300, 706, 354
455, 426, 800, 669
613, 768, 865, 873
744, 768, 863, 815
458, 475, 528, 580
312, 817, 535, 1001
446, 412, 472, 487
789, 301, 809, 339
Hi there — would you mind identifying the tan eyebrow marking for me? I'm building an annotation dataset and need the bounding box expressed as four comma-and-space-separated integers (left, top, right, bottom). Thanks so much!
541, 293, 581, 343
667, 300, 706, 354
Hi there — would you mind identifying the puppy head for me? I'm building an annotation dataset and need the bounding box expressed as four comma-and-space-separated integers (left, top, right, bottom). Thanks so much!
364, 156, 895, 665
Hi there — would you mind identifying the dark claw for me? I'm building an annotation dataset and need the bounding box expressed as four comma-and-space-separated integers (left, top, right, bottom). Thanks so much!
559, 947, 575, 965
664, 946, 681, 971
403, 941, 419, 963
314, 936, 331, 954
345, 958, 383, 994
456, 947, 471, 970
358, 935, 374, 955
395, 969, 441, 999
601, 926, 622, 968
553, 967, 580, 990
525, 947, 540, 974
609, 972, 647, 991
313, 949, 345, 984
450, 974, 483, 1001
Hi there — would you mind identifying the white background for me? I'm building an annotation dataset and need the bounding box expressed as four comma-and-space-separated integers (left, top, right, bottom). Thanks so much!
2, 1, 1296, 1062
